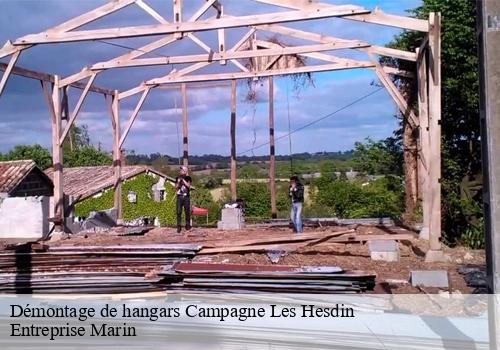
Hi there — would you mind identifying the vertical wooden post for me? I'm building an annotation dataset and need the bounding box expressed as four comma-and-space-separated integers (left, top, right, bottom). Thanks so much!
230, 79, 237, 201
269, 76, 277, 218
417, 47, 430, 240
112, 90, 123, 223
173, 0, 182, 39
51, 75, 64, 232
181, 83, 189, 167
425, 12, 444, 261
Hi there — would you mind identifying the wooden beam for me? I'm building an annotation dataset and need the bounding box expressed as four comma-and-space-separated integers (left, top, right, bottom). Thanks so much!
91, 42, 357, 69
135, 0, 166, 24
112, 90, 123, 223
173, 0, 182, 39
230, 79, 237, 201
217, 5, 226, 65
148, 61, 373, 85
59, 1, 216, 87
256, 24, 417, 61
269, 76, 277, 218
417, 47, 430, 240
118, 29, 257, 99
14, 6, 370, 44
0, 50, 20, 98
0, 0, 136, 59
253, 1, 428, 32
119, 87, 150, 148
425, 12, 443, 259
59, 73, 97, 143
49, 76, 64, 232
0, 62, 113, 95
181, 83, 189, 167
370, 54, 419, 127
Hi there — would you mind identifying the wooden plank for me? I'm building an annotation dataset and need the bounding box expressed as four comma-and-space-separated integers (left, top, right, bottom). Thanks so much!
91, 42, 354, 69
230, 79, 237, 201
148, 61, 373, 85
427, 12, 442, 253
269, 76, 277, 218
173, 0, 182, 39
199, 233, 415, 254
119, 87, 150, 148
0, 50, 20, 98
59, 73, 97, 143
181, 83, 188, 167
112, 91, 122, 222
13, 6, 370, 44
50, 77, 64, 231
203, 229, 355, 248
417, 47, 430, 239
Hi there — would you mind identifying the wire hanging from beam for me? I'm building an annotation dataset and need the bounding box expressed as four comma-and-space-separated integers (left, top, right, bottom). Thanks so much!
237, 86, 384, 156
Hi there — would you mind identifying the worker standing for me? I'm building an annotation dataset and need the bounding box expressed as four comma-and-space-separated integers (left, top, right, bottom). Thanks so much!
289, 176, 304, 233
175, 166, 192, 233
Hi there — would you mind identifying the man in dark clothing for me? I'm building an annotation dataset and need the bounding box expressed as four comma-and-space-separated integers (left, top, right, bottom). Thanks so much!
289, 176, 304, 233
175, 166, 192, 233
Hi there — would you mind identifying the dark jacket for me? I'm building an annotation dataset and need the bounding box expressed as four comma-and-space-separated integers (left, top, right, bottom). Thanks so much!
175, 175, 191, 197
289, 183, 304, 203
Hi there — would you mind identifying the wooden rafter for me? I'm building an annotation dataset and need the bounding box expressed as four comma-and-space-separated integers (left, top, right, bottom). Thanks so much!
255, 24, 417, 61
0, 0, 136, 59
59, 0, 218, 87
148, 61, 374, 85
118, 28, 257, 99
253, 0, 428, 32
13, 6, 370, 44
90, 42, 366, 69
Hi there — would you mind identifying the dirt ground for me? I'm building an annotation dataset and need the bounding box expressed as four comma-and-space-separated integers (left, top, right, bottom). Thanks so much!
43, 224, 485, 294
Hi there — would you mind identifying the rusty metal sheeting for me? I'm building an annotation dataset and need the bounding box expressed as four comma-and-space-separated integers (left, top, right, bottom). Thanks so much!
159, 262, 375, 294
0, 243, 199, 294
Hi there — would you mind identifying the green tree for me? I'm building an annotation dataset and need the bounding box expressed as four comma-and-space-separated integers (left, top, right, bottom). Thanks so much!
352, 137, 403, 175
385, 0, 481, 246
1, 144, 52, 169
62, 124, 112, 167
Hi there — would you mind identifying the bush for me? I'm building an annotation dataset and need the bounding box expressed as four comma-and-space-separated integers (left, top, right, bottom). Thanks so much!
311, 176, 404, 218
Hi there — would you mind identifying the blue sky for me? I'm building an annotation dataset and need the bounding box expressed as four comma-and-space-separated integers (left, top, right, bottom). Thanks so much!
0, 0, 421, 156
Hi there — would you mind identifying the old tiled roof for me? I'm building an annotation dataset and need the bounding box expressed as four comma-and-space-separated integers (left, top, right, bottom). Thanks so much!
0, 160, 40, 193
44, 165, 174, 201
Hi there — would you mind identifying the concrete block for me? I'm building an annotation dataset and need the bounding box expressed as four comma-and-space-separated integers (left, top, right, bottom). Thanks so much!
368, 240, 398, 252
371, 251, 400, 262
410, 270, 449, 288
0, 196, 50, 239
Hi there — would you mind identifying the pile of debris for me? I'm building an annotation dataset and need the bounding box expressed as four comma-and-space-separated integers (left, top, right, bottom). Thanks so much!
0, 243, 200, 293
458, 265, 487, 293
159, 262, 376, 293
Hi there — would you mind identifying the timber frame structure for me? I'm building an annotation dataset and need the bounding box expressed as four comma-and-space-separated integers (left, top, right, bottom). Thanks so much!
0, 0, 444, 261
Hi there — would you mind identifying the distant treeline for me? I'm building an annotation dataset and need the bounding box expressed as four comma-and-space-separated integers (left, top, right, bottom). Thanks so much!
126, 151, 354, 167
